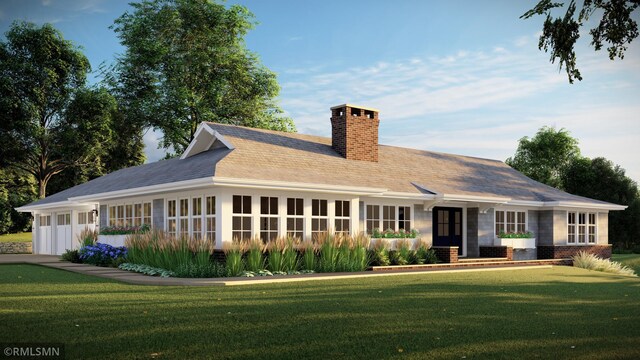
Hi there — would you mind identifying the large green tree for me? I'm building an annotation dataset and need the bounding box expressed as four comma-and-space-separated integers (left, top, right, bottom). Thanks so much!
108, 0, 295, 154
522, 0, 639, 83
506, 126, 581, 189
0, 21, 144, 199
563, 157, 640, 249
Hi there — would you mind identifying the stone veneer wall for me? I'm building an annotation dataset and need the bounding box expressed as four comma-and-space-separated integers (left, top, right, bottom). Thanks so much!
153, 199, 164, 230
0, 242, 32, 254
467, 208, 479, 257
478, 209, 494, 247
538, 245, 612, 259
414, 204, 432, 245
99, 204, 108, 228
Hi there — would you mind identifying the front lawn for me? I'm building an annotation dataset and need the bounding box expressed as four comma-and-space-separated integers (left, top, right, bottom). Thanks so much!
1, 265, 639, 359
0, 232, 31, 242
612, 254, 640, 274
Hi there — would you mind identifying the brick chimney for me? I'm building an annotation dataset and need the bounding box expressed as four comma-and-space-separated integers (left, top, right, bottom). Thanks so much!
330, 104, 380, 162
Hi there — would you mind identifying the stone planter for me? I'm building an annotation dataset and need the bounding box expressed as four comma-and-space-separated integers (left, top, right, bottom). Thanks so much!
0, 242, 32, 254
495, 237, 536, 249
97, 234, 128, 247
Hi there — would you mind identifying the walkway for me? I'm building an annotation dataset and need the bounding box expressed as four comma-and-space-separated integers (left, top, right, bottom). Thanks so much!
0, 254, 563, 287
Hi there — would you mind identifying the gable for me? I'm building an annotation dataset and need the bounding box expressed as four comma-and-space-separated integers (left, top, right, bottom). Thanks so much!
180, 123, 235, 159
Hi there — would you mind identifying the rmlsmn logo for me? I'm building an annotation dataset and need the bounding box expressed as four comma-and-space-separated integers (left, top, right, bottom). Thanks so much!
1, 343, 64, 359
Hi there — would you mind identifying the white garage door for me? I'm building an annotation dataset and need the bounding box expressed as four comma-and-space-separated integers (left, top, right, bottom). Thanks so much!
39, 215, 52, 254
56, 213, 72, 255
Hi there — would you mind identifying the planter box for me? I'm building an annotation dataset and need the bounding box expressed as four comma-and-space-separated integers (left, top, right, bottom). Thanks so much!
495, 237, 535, 249
97, 234, 127, 247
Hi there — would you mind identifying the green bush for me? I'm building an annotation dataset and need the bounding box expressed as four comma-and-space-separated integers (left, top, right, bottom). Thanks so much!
224, 242, 244, 277
175, 262, 225, 278
119, 263, 175, 277
390, 239, 412, 265
317, 233, 339, 273
300, 240, 317, 271
245, 238, 265, 272
126, 231, 214, 272
61, 249, 81, 263
369, 239, 390, 266
415, 241, 438, 264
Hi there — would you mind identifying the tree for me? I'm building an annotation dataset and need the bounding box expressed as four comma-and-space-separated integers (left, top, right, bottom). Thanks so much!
109, 0, 295, 155
0, 168, 36, 234
521, 0, 640, 83
564, 157, 640, 249
506, 126, 581, 189
0, 22, 144, 199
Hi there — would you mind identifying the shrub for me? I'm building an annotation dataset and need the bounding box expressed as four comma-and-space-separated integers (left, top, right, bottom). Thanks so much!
414, 239, 438, 265
390, 239, 412, 265
125, 230, 214, 272
349, 233, 370, 271
174, 262, 225, 278
245, 237, 265, 272
223, 241, 244, 277
369, 239, 390, 266
266, 237, 286, 273
572, 251, 636, 276
61, 249, 81, 263
101, 223, 150, 235
316, 232, 339, 273
282, 237, 300, 272
498, 231, 534, 239
119, 263, 175, 277
299, 240, 317, 271
79, 243, 127, 267
77, 229, 97, 248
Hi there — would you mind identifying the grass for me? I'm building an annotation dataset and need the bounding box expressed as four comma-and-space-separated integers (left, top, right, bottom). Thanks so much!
0, 232, 31, 243
1, 265, 639, 359
612, 254, 640, 274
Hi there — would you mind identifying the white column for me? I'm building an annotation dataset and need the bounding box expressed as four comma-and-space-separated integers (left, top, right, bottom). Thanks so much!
251, 195, 261, 240
328, 199, 335, 233
304, 197, 312, 241
350, 197, 360, 235
32, 212, 39, 255
462, 207, 468, 257
216, 191, 232, 250
278, 196, 287, 239
70, 209, 78, 250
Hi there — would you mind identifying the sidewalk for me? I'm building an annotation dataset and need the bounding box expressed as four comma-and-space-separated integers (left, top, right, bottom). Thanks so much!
0, 254, 556, 287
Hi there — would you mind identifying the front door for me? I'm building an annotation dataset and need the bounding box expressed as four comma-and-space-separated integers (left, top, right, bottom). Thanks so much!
433, 207, 463, 255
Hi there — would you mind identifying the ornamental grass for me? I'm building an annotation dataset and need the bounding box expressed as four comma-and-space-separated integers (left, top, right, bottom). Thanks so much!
572, 251, 636, 276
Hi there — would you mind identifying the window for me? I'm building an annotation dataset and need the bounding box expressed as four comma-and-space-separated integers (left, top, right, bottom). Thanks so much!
382, 206, 396, 231
335, 200, 350, 234
109, 206, 116, 226
78, 212, 87, 225
192, 197, 202, 240
87, 210, 94, 224
588, 213, 596, 244
495, 210, 526, 236
232, 195, 252, 241
206, 196, 216, 243
40, 215, 50, 226
365, 205, 380, 234
57, 213, 70, 226
311, 199, 328, 239
437, 209, 449, 236
109, 202, 152, 228
398, 206, 411, 231
167, 200, 177, 237
567, 211, 597, 245
179, 199, 189, 238
454, 210, 461, 236
260, 196, 279, 242
287, 198, 304, 239
568, 212, 576, 244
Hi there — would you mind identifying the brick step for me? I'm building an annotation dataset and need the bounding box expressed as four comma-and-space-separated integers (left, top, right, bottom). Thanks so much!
369, 258, 571, 272
458, 257, 508, 263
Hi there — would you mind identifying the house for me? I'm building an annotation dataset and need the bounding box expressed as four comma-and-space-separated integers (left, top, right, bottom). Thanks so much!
17, 104, 625, 261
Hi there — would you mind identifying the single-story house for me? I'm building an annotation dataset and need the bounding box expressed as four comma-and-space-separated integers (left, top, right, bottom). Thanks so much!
17, 104, 625, 261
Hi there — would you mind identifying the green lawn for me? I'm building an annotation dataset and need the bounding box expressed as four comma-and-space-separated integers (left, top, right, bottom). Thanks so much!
1, 265, 639, 359
0, 232, 31, 242
612, 254, 640, 274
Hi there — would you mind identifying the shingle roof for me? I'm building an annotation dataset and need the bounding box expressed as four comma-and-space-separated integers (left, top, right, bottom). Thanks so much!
24, 122, 615, 208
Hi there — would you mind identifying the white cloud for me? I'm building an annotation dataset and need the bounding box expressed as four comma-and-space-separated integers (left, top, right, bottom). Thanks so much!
143, 129, 168, 163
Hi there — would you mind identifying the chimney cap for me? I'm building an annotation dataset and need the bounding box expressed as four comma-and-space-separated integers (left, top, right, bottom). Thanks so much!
330, 103, 380, 112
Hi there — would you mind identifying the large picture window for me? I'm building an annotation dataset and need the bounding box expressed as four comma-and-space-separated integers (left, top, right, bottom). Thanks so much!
260, 196, 279, 242
286, 198, 304, 239
192, 197, 202, 240
567, 211, 597, 245
109, 202, 152, 228
206, 196, 216, 242
167, 200, 177, 237
495, 210, 526, 236
232, 195, 252, 241
335, 200, 350, 234
382, 206, 395, 232
311, 199, 328, 239
398, 206, 411, 231
365, 205, 379, 235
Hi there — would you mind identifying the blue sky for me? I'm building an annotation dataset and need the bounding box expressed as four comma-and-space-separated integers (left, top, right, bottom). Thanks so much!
2, 0, 639, 182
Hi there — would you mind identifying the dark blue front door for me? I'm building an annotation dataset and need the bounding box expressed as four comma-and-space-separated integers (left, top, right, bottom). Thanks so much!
433, 207, 463, 255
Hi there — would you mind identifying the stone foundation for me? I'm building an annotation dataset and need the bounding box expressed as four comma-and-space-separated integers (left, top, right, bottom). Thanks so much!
479, 246, 513, 260
432, 246, 459, 263
513, 248, 537, 261
537, 245, 612, 259
0, 242, 32, 254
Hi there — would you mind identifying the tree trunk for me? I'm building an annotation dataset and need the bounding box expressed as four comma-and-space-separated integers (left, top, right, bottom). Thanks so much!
38, 178, 47, 199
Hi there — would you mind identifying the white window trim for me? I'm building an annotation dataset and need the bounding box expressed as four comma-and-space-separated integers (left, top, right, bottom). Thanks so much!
334, 200, 350, 234
493, 208, 528, 238
285, 197, 305, 239
311, 198, 329, 237
259, 196, 279, 242
107, 201, 153, 228
364, 204, 414, 234
567, 211, 598, 245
